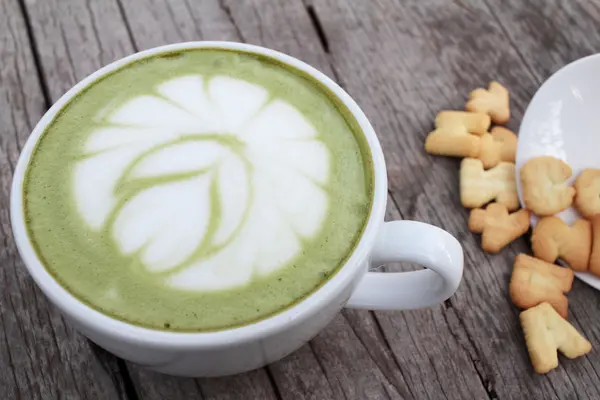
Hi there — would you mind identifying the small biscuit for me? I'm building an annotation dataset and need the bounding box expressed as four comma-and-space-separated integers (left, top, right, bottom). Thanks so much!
520, 156, 576, 216
460, 158, 519, 210
509, 254, 574, 318
465, 81, 510, 124
435, 111, 491, 135
574, 168, 600, 219
531, 216, 592, 272
520, 302, 592, 374
468, 204, 530, 253
478, 127, 518, 168
424, 111, 491, 158
589, 217, 600, 276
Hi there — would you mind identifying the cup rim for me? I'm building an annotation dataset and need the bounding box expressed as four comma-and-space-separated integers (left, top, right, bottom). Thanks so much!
10, 41, 387, 349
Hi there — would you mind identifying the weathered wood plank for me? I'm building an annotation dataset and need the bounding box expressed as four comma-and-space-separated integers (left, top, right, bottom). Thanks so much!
23, 0, 134, 98
117, 1, 489, 399
484, 0, 600, 83
0, 0, 129, 398
115, 0, 240, 48
127, 367, 280, 400
308, 0, 600, 398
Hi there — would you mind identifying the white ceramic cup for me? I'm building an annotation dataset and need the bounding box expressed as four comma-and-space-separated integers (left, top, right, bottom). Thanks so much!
10, 42, 463, 377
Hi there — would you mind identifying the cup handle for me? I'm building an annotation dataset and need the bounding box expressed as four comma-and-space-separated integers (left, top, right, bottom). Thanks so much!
346, 220, 464, 310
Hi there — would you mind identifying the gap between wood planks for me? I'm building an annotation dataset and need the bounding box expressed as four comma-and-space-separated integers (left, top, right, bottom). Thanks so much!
117, 359, 141, 400
115, 0, 139, 51
16, 0, 52, 110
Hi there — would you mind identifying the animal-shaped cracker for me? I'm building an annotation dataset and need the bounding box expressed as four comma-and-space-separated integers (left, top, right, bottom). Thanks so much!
509, 254, 574, 318
589, 217, 600, 277
466, 81, 510, 124
468, 203, 530, 253
520, 156, 575, 216
460, 158, 519, 210
574, 168, 600, 218
531, 216, 592, 272
424, 111, 490, 158
520, 302, 592, 374
477, 126, 518, 168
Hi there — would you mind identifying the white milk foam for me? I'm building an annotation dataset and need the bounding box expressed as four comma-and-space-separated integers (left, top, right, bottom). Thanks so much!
74, 75, 330, 292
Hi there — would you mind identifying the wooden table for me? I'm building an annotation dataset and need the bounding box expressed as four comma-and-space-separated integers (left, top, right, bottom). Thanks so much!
2, 0, 600, 398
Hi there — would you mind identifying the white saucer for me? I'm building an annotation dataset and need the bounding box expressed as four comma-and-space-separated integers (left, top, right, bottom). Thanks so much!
516, 53, 600, 290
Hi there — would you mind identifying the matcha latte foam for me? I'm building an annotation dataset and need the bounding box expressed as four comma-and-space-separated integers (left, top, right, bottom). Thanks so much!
23, 48, 373, 332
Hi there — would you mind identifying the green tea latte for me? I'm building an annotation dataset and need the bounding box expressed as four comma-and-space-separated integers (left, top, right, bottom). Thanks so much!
23, 48, 373, 331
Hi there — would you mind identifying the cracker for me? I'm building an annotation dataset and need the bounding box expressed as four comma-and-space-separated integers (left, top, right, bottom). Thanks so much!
520, 156, 575, 216
460, 158, 519, 210
465, 81, 510, 124
531, 216, 592, 272
574, 168, 600, 219
478, 126, 518, 169
589, 217, 600, 277
468, 203, 530, 253
520, 302, 592, 374
435, 111, 491, 135
509, 254, 574, 318
424, 111, 490, 158
491, 127, 518, 163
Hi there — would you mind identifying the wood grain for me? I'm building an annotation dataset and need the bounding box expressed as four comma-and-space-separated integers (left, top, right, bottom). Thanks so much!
484, 0, 600, 83
5, 0, 600, 399
0, 0, 129, 398
22, 0, 134, 99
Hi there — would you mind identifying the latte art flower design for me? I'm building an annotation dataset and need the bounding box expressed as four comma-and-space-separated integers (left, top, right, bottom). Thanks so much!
74, 75, 330, 291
